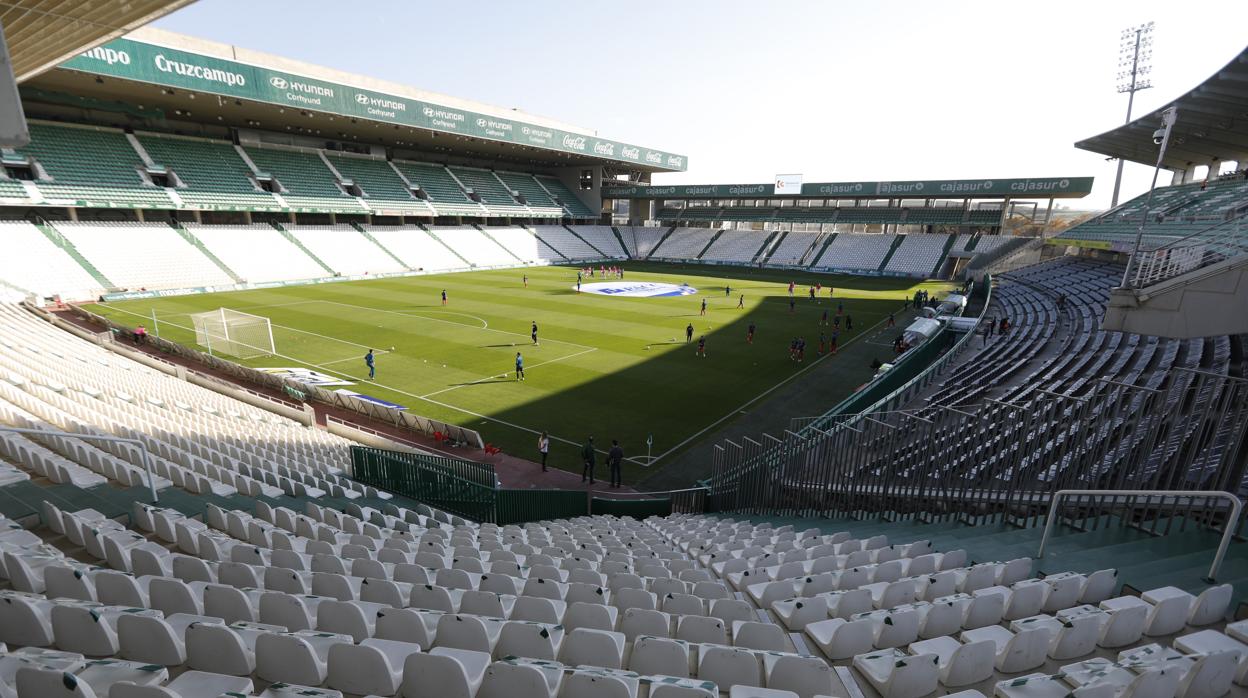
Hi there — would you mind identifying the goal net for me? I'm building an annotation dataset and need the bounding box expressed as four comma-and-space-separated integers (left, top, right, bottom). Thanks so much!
191, 308, 275, 358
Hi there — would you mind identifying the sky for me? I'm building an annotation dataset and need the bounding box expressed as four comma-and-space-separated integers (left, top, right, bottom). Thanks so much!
151, 0, 1248, 210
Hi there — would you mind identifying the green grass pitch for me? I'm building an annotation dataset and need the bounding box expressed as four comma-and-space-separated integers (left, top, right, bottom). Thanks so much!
90, 262, 954, 485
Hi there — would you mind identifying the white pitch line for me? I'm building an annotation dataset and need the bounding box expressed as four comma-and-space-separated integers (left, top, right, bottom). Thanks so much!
645, 303, 909, 464
100, 304, 609, 454
419, 347, 597, 399
316, 299, 596, 351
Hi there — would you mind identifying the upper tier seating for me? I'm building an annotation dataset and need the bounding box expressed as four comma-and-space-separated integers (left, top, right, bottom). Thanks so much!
242, 147, 365, 213
186, 224, 329, 283
495, 172, 564, 217
393, 162, 483, 217
52, 222, 234, 291
15, 123, 172, 209
323, 153, 434, 216
447, 167, 526, 216
1062, 178, 1248, 247
535, 176, 597, 218
286, 225, 406, 276
137, 133, 281, 211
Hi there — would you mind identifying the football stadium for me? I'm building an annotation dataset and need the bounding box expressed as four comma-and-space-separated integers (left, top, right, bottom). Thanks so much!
0, 2, 1246, 698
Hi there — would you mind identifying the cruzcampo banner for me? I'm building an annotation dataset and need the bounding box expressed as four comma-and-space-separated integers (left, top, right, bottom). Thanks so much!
59, 39, 687, 172
604, 177, 1094, 199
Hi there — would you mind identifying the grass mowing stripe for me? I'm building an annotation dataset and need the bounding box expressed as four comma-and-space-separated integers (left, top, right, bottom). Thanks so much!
92, 263, 956, 484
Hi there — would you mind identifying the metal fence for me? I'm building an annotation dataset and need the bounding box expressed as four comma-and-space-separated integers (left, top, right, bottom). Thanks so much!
708, 370, 1248, 534
351, 446, 708, 524
1127, 213, 1248, 288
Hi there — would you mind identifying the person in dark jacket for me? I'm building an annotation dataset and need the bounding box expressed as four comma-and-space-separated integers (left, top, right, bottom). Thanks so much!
581, 436, 596, 484
608, 440, 624, 488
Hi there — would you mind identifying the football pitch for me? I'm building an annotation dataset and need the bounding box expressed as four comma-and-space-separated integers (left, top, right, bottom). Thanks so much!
90, 263, 955, 485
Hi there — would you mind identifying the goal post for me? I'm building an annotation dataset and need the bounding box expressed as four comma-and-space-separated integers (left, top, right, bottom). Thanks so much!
190, 308, 275, 358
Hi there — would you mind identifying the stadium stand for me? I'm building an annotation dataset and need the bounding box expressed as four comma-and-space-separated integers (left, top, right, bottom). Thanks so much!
185, 223, 328, 283
766, 230, 824, 267
136, 133, 283, 211
285, 225, 407, 276
12, 122, 173, 209
883, 234, 953, 276
242, 146, 365, 213
362, 225, 468, 271
392, 161, 484, 217
495, 171, 565, 217
0, 220, 105, 300
322, 152, 435, 217
51, 221, 235, 292
1060, 178, 1248, 247
651, 227, 718, 259
699, 228, 769, 263
570, 226, 629, 258
479, 226, 545, 263
447, 166, 527, 217
535, 175, 597, 218
428, 225, 516, 267
814, 233, 897, 271
531, 225, 602, 261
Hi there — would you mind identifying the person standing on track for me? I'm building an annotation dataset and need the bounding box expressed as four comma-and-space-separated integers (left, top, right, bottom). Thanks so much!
608, 440, 624, 488
581, 436, 596, 484
364, 349, 375, 379
537, 431, 549, 472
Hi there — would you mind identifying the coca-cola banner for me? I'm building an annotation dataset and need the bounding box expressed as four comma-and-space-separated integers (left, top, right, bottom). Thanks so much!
60, 38, 687, 171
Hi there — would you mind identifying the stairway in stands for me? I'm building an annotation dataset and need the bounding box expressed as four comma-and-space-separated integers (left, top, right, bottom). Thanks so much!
351, 222, 412, 271
35, 220, 116, 292
876, 234, 907, 271
269, 220, 336, 276
646, 226, 679, 259
170, 221, 242, 283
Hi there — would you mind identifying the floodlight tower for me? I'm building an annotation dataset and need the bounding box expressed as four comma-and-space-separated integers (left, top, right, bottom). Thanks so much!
1110, 22, 1154, 208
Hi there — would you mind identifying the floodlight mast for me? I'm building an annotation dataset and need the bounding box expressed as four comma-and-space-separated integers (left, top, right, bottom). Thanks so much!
1110, 22, 1155, 208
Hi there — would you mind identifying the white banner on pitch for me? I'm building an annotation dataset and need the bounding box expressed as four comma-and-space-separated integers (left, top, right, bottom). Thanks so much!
775, 173, 803, 195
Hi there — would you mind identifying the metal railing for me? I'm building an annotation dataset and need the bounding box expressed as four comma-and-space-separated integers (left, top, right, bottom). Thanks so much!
1038, 490, 1241, 582
1127, 213, 1248, 288
708, 369, 1248, 525
0, 425, 160, 502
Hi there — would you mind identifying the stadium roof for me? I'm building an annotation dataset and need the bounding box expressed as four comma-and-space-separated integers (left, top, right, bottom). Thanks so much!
1075, 45, 1248, 170
603, 177, 1094, 200
26, 27, 687, 172
3, 0, 196, 83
